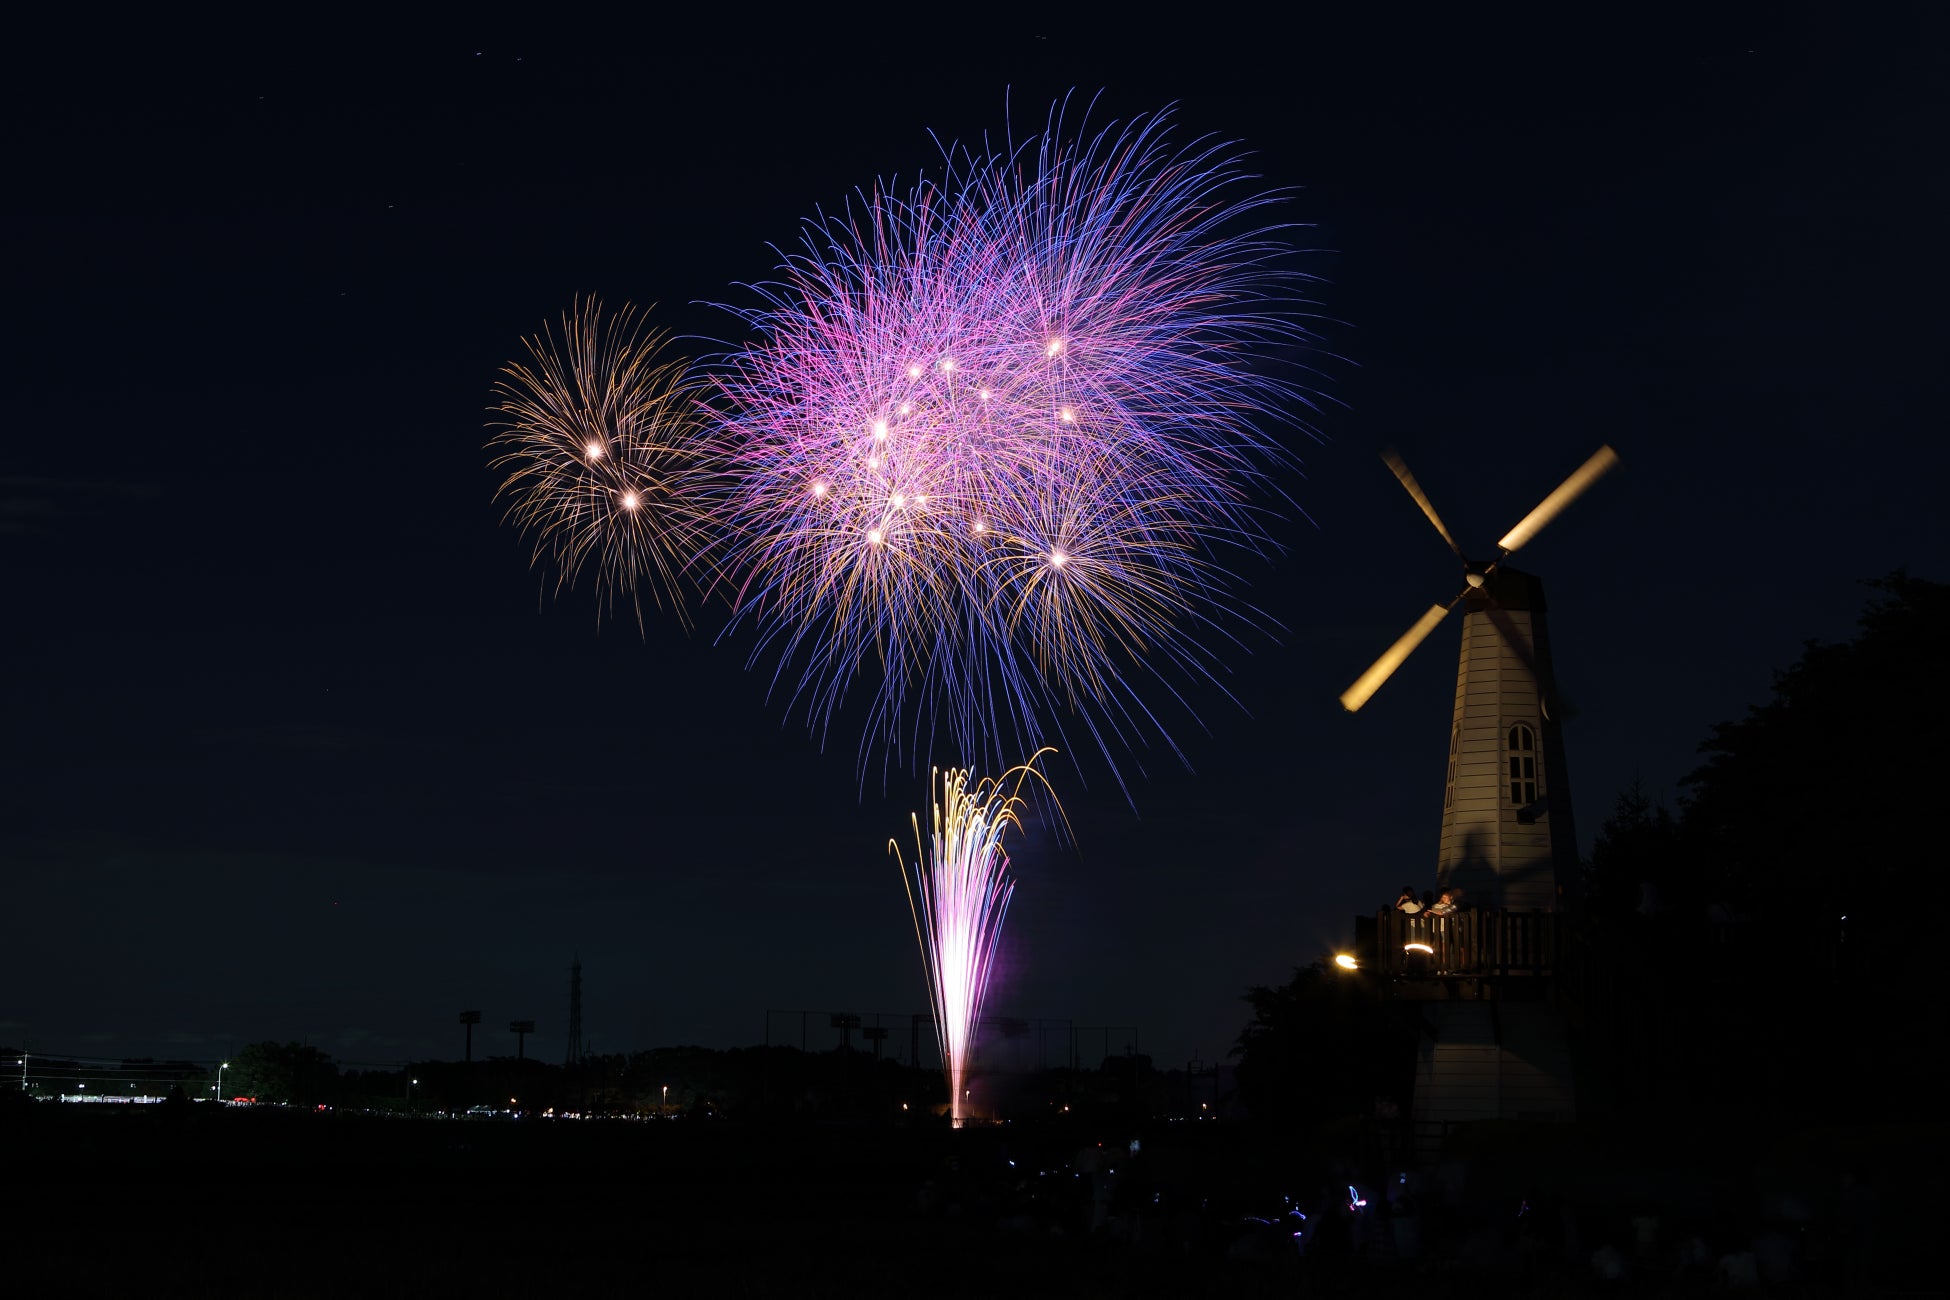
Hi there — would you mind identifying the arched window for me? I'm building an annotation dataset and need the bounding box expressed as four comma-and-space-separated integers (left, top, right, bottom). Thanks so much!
1508, 724, 1538, 805
1444, 725, 1459, 809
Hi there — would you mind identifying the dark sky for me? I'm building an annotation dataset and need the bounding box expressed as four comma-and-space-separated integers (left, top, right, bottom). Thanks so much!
4, 10, 1943, 1071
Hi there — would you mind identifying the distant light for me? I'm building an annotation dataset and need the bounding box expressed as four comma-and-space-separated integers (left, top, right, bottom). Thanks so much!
1334, 953, 1359, 971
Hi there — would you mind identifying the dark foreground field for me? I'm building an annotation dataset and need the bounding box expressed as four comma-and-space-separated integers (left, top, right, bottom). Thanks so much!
2, 1100, 1939, 1297
5, 1103, 1295, 1298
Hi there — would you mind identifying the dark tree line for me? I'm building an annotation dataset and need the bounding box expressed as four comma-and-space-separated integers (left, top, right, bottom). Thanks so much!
211, 1038, 1200, 1125
1592, 571, 1947, 928
1576, 573, 1941, 1122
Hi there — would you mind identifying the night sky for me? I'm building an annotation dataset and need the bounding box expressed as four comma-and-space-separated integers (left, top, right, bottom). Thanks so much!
4, 11, 1942, 1071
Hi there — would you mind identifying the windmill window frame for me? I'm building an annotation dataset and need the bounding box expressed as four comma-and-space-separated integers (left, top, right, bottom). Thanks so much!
1508, 723, 1538, 806
1444, 724, 1459, 809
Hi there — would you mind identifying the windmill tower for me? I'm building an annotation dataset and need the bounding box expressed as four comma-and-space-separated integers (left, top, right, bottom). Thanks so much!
1341, 444, 1617, 1138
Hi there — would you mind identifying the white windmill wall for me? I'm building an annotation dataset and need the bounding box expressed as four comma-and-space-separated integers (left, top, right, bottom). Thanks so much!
1412, 1002, 1578, 1132
1436, 582, 1559, 912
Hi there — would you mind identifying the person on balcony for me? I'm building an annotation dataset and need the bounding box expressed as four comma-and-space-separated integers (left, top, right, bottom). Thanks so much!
1427, 889, 1462, 970
1394, 886, 1423, 914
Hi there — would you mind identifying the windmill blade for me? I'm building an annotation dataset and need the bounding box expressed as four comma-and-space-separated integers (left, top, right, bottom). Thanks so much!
1382, 448, 1464, 557
1340, 600, 1458, 713
1496, 444, 1619, 556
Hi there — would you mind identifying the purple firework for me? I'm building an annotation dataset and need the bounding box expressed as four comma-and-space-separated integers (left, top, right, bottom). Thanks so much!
706, 102, 1326, 788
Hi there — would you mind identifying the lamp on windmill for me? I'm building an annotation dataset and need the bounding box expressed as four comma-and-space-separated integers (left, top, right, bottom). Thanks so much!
1342, 444, 1619, 917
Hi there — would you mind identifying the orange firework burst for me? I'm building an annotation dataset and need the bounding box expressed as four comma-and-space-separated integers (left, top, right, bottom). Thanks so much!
488, 299, 711, 628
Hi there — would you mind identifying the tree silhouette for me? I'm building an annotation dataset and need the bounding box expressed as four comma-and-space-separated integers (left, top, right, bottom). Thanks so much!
1233, 962, 1416, 1130
230, 1041, 339, 1105
1682, 571, 1947, 921
1583, 778, 1684, 922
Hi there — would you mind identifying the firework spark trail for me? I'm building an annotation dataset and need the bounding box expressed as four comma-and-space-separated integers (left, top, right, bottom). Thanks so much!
892, 749, 1064, 1125
705, 100, 1325, 789
488, 298, 714, 629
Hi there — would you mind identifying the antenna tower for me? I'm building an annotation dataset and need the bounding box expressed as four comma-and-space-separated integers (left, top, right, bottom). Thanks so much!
565, 956, 584, 1067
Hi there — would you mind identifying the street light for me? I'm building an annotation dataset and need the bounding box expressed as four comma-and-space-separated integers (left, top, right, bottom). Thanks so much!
1334, 953, 1359, 971
661, 1084, 668, 1115
216, 1061, 229, 1101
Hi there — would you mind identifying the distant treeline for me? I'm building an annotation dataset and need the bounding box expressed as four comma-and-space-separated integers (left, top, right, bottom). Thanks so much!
182, 1039, 1198, 1124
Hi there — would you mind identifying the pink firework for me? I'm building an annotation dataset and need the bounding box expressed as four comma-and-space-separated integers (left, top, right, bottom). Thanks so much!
706, 101, 1323, 786
892, 750, 1063, 1124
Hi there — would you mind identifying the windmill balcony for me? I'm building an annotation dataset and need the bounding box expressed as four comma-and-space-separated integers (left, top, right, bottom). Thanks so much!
1371, 908, 1558, 981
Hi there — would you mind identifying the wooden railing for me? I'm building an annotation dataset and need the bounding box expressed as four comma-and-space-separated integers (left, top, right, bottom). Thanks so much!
1373, 908, 1558, 978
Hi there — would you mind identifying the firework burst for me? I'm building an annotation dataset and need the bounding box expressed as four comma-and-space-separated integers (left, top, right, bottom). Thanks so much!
706, 101, 1322, 785
489, 299, 712, 628
892, 749, 1063, 1124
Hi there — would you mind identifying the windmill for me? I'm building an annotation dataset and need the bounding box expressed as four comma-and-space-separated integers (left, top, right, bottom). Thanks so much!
1342, 444, 1618, 912
1340, 444, 1617, 1141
